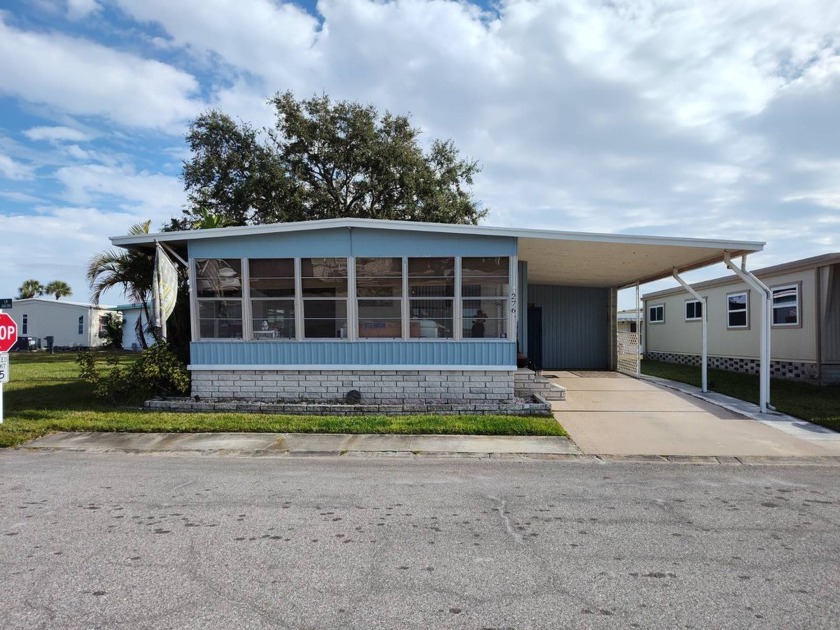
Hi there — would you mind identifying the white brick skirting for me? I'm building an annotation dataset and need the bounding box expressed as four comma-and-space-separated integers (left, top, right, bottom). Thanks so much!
645, 351, 825, 383
191, 369, 516, 405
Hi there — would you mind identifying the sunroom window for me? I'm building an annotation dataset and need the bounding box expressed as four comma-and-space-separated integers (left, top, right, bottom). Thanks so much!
357, 257, 403, 338
462, 256, 510, 339
196, 258, 243, 339
301, 258, 348, 338
408, 258, 454, 338
249, 259, 295, 339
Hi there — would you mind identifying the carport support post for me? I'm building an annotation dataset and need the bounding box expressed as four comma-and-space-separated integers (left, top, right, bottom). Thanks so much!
724, 252, 772, 413
635, 282, 641, 377
672, 270, 708, 392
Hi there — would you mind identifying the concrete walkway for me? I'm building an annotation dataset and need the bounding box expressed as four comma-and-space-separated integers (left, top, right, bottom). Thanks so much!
548, 371, 840, 457
15, 372, 840, 464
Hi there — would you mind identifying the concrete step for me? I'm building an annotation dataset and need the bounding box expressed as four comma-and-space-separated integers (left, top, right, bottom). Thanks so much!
515, 369, 566, 401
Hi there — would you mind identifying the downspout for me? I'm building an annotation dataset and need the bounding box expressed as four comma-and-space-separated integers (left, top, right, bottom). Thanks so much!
723, 252, 772, 413
672, 269, 708, 393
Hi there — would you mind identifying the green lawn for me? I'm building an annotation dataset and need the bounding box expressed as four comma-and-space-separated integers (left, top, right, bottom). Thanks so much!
641, 359, 840, 432
0, 352, 566, 448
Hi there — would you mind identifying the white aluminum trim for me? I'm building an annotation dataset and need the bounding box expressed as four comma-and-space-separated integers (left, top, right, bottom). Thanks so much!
188, 258, 198, 342
241, 257, 252, 341
188, 364, 516, 371
454, 256, 463, 341
348, 256, 358, 342
509, 255, 518, 342
111, 217, 764, 252
293, 258, 303, 341
401, 257, 409, 341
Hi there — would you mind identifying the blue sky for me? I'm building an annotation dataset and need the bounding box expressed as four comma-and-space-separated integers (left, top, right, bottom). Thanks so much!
1, 0, 839, 306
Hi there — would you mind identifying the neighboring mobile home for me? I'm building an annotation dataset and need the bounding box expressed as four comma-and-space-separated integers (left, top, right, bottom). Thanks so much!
643, 253, 840, 384
111, 218, 762, 408
6, 298, 115, 349
116, 303, 156, 350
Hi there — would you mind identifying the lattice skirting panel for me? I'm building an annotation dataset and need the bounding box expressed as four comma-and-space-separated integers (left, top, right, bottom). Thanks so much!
644, 352, 828, 383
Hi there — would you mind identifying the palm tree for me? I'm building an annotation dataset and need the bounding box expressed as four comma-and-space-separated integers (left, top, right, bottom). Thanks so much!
87, 220, 156, 349
18, 279, 44, 299
193, 208, 231, 229
45, 280, 73, 300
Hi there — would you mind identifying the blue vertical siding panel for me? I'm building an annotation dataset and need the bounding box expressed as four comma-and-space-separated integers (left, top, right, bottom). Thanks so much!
529, 285, 609, 369
191, 341, 516, 367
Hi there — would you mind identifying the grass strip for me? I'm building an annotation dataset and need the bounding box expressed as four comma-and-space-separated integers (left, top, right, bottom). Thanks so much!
1, 352, 566, 448
641, 359, 840, 432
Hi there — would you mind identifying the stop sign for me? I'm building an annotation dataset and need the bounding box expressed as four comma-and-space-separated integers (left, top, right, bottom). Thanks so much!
0, 313, 17, 352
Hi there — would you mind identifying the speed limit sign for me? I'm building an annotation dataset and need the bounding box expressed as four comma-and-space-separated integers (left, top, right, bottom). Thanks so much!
0, 353, 8, 383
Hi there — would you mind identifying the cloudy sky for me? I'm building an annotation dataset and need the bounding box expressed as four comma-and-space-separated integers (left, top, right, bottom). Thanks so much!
1, 0, 839, 306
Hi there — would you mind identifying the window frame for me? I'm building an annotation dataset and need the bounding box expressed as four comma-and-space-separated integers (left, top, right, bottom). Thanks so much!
78, 315, 84, 335
194, 258, 245, 340
407, 256, 456, 341
190, 254, 515, 343
22, 313, 27, 335
248, 258, 297, 341
771, 282, 801, 328
684, 299, 703, 322
461, 256, 511, 340
726, 290, 750, 330
356, 256, 404, 340
648, 304, 665, 324
300, 257, 349, 340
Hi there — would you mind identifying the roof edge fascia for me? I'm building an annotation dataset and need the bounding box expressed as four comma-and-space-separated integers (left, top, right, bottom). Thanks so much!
110, 217, 765, 253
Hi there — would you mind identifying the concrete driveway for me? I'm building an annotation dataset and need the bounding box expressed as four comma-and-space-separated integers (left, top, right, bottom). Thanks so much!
548, 371, 840, 457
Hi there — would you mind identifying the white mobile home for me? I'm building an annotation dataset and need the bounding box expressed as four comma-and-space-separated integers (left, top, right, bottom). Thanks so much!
643, 253, 840, 384
7, 298, 115, 349
116, 303, 156, 350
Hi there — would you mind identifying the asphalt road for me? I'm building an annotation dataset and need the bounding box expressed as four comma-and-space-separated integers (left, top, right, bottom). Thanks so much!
2, 453, 839, 629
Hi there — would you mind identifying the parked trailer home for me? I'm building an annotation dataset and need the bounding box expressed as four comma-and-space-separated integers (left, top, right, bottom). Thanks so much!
6, 298, 115, 349
110, 218, 762, 411
643, 253, 840, 385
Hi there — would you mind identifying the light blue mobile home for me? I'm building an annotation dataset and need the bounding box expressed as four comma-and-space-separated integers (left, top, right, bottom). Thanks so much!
112, 218, 762, 407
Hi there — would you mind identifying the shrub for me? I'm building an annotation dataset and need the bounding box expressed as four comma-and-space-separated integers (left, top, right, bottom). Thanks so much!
99, 312, 124, 349
76, 345, 190, 403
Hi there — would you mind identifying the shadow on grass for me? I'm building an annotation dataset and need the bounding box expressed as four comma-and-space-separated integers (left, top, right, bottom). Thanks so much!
5, 381, 124, 412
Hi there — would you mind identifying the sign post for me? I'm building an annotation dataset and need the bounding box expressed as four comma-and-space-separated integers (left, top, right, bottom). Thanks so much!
0, 311, 18, 425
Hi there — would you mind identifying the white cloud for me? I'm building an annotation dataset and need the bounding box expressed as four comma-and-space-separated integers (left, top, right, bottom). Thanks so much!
54, 164, 185, 223
0, 15, 202, 130
114, 0, 319, 88
66, 0, 100, 20
0, 206, 144, 304
0, 190, 44, 203
24, 126, 92, 143
0, 153, 34, 180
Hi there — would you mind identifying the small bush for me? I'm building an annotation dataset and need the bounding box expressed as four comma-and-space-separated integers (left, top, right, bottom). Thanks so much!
76, 345, 190, 403
98, 312, 124, 350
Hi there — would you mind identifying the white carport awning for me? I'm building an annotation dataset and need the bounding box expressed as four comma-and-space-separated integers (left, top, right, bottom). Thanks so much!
518, 233, 762, 287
